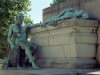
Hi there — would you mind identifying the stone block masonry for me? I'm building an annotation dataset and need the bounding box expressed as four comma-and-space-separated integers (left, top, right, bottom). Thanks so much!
29, 19, 98, 69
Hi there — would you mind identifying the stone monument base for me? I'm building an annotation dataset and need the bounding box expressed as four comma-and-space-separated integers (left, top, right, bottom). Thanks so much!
0, 68, 100, 75
30, 19, 98, 69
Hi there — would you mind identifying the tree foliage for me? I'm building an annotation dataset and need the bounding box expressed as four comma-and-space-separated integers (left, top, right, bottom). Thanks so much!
0, 0, 32, 58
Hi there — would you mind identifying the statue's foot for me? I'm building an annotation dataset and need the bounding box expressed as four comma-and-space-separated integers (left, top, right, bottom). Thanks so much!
2, 66, 8, 70
32, 65, 40, 69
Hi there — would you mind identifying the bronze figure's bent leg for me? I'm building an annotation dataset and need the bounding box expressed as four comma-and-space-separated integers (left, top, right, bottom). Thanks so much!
20, 41, 38, 69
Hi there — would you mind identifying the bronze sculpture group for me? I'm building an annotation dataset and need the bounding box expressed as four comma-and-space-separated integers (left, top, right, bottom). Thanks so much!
5, 7, 89, 69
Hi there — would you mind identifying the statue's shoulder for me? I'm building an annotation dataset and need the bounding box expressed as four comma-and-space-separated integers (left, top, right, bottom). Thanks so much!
9, 24, 16, 29
11, 24, 16, 26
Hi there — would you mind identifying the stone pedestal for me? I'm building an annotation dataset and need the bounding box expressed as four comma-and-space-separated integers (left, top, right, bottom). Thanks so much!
30, 19, 98, 69
0, 69, 100, 75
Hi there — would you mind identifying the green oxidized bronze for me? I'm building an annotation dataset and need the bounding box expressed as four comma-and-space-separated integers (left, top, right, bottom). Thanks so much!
6, 12, 39, 69
41, 8, 89, 27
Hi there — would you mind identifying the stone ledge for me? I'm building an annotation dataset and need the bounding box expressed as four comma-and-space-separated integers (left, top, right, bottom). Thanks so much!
0, 68, 100, 75
30, 19, 98, 34
30, 26, 97, 39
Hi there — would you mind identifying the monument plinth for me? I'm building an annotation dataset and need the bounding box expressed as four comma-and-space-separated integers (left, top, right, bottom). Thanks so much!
30, 19, 98, 69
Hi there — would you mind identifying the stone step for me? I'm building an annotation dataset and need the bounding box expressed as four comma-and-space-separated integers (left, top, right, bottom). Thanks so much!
0, 68, 100, 75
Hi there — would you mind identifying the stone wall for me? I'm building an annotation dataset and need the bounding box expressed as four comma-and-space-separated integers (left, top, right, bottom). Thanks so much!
29, 19, 98, 69
43, 0, 100, 66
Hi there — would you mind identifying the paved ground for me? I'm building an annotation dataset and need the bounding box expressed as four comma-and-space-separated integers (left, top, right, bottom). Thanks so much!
1, 68, 100, 75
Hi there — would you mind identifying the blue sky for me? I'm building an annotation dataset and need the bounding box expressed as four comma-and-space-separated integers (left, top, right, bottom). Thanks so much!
29, 0, 53, 23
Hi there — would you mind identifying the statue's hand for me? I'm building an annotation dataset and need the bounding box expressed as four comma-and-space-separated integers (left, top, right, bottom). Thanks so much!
10, 44, 15, 50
